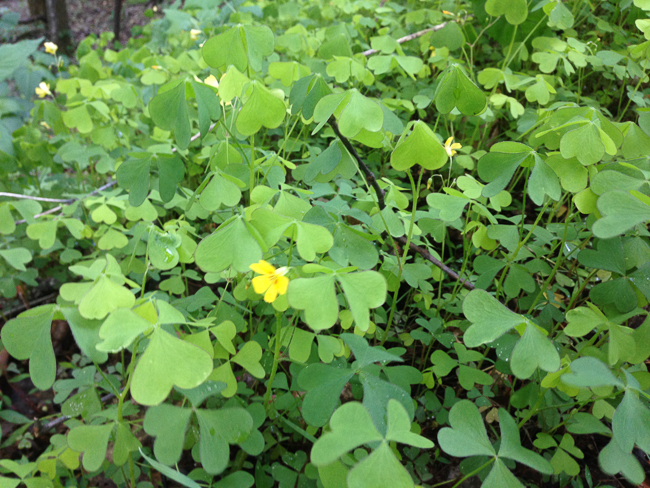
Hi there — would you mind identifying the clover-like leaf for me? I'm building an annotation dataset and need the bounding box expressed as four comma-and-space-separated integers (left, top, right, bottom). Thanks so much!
236, 81, 286, 136
0, 248, 32, 271
149, 81, 190, 149
437, 400, 496, 457
1, 304, 56, 390
462, 290, 526, 347
195, 217, 263, 274
434, 65, 487, 116
131, 328, 213, 406
96, 308, 153, 353
251, 208, 333, 261
67, 423, 114, 472
497, 408, 553, 474
612, 390, 650, 454
390, 121, 447, 171
196, 408, 254, 474
288, 270, 386, 332
592, 190, 650, 239
144, 404, 193, 465
598, 438, 644, 485
203, 24, 274, 72
485, 0, 528, 24
510, 324, 560, 379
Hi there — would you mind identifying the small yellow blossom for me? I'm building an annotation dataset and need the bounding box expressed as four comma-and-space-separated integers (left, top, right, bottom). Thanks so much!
190, 29, 202, 41
40, 121, 51, 129
44, 42, 58, 55
444, 137, 462, 157
35, 82, 52, 98
151, 65, 162, 70
442, 10, 454, 15
250, 260, 289, 303
153, 5, 158, 11
204, 74, 219, 88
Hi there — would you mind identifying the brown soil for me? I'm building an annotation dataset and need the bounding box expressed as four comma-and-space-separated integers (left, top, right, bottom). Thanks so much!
1, 0, 156, 46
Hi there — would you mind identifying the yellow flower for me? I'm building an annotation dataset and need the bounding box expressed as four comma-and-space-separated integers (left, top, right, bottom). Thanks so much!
35, 82, 52, 98
40, 121, 51, 129
250, 260, 289, 303
442, 10, 454, 15
44, 42, 58, 55
204, 74, 219, 88
151, 65, 162, 70
444, 137, 462, 157
190, 29, 202, 40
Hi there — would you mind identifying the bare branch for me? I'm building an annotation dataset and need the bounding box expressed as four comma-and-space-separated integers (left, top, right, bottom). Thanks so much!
361, 22, 449, 56
0, 192, 74, 203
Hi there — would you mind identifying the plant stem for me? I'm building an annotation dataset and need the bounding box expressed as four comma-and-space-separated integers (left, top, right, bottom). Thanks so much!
264, 312, 283, 405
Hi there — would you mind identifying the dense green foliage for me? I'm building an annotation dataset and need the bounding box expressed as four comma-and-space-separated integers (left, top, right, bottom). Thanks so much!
1, 0, 650, 487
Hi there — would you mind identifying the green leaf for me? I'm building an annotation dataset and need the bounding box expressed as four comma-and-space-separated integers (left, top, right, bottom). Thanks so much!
289, 74, 333, 119
26, 220, 58, 249
143, 404, 193, 465
195, 217, 263, 274
612, 390, 650, 454
462, 290, 526, 347
347, 443, 415, 488
131, 328, 213, 406
67, 423, 114, 472
311, 402, 383, 466
497, 408, 553, 474
189, 80, 222, 142
1, 305, 56, 390
434, 65, 487, 116
478, 143, 532, 198
77, 275, 135, 320
592, 191, 650, 239
203, 25, 274, 72
251, 208, 333, 261
149, 81, 190, 149
341, 334, 403, 369
116, 156, 150, 206
60, 307, 108, 364
485, 0, 528, 24
437, 400, 496, 457
299, 364, 354, 427
96, 308, 153, 353
196, 408, 254, 474
482, 458, 524, 488
390, 121, 447, 171
560, 123, 604, 166
0, 248, 32, 271
561, 357, 624, 388
384, 399, 434, 448
113, 422, 142, 466
231, 341, 266, 379
236, 81, 286, 136
336, 272, 387, 333
0, 38, 42, 81
598, 438, 644, 485
200, 173, 242, 210
140, 448, 203, 488
510, 324, 560, 379
288, 274, 338, 331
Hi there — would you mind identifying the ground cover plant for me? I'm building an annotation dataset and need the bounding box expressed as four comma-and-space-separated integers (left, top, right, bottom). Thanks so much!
1, 0, 650, 487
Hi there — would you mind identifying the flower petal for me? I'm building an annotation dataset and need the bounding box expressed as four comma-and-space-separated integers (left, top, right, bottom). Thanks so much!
252, 275, 272, 294
444, 137, 454, 146
250, 260, 276, 275
275, 276, 289, 296
264, 286, 278, 303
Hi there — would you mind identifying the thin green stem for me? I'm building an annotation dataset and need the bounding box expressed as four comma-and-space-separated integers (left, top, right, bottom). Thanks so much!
265, 312, 284, 405
381, 170, 423, 346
